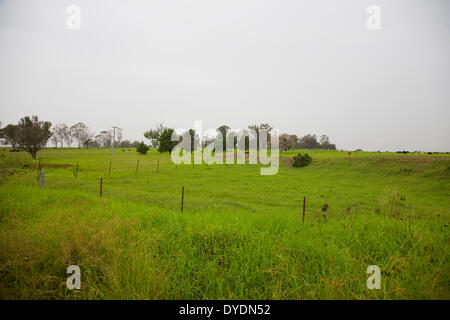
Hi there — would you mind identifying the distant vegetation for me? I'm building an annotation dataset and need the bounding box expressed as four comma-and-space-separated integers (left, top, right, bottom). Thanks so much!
136, 141, 150, 155
145, 122, 336, 154
1, 117, 338, 160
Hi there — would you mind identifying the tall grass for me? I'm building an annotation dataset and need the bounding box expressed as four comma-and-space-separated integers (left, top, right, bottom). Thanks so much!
0, 148, 448, 299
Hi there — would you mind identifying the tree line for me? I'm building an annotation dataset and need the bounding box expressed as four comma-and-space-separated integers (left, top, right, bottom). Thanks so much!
0, 116, 336, 159
143, 123, 336, 154
279, 133, 336, 151
50, 123, 142, 149
0, 116, 145, 159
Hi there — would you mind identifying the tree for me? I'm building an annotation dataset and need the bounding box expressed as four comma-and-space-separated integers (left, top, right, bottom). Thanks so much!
71, 123, 94, 148
157, 128, 178, 153
217, 125, 230, 152
136, 141, 150, 155
95, 130, 112, 148
50, 132, 59, 148
318, 134, 336, 150
115, 129, 123, 148
0, 124, 19, 149
202, 136, 215, 148
248, 123, 273, 151
288, 134, 299, 149
83, 138, 94, 148
119, 140, 132, 148
63, 125, 75, 148
52, 123, 67, 148
15, 116, 52, 159
144, 123, 167, 148
185, 128, 201, 152
298, 134, 319, 149
234, 128, 247, 151
89, 140, 100, 148
94, 134, 103, 148
131, 141, 141, 148
319, 134, 330, 146
278, 134, 298, 151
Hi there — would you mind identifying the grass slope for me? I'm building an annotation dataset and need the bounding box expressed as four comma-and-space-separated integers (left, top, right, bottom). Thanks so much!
0, 148, 449, 299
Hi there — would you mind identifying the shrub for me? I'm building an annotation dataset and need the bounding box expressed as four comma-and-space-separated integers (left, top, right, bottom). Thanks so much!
292, 153, 312, 168
136, 141, 149, 155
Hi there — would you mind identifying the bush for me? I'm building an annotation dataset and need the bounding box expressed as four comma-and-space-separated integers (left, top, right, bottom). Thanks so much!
136, 141, 150, 155
292, 153, 312, 168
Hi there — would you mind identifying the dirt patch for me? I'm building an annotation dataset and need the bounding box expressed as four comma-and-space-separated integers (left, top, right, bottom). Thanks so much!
375, 158, 388, 166
40, 163, 73, 169
280, 157, 291, 165
398, 156, 442, 165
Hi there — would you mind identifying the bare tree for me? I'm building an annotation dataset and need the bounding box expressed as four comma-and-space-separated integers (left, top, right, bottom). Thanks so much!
71, 122, 94, 148
115, 128, 123, 147
52, 123, 67, 148
50, 133, 59, 148
63, 125, 75, 148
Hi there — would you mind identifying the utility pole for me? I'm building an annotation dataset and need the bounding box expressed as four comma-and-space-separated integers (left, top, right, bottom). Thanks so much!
111, 126, 122, 157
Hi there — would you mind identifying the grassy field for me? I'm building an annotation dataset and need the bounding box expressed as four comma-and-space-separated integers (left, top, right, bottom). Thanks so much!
0, 148, 449, 299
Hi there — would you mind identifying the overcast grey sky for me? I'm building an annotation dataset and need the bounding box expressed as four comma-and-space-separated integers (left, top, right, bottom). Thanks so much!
0, 0, 449, 151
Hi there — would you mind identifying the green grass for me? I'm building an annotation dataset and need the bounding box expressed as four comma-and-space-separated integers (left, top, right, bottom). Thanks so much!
0, 148, 449, 299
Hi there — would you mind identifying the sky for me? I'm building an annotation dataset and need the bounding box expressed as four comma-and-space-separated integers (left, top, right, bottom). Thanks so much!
0, 0, 449, 151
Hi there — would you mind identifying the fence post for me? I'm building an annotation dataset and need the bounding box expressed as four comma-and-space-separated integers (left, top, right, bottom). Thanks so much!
37, 159, 42, 180
135, 160, 140, 175
302, 196, 306, 223
100, 178, 103, 197
181, 186, 184, 212
37, 158, 42, 178
108, 161, 112, 176
39, 171, 45, 187
157, 158, 159, 173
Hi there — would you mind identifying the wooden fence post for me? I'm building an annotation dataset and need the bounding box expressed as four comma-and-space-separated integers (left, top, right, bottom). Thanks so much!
181, 186, 184, 212
302, 196, 306, 223
135, 160, 140, 175
37, 159, 42, 180
108, 161, 112, 176
37, 158, 41, 176
157, 158, 159, 172
100, 178, 103, 197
